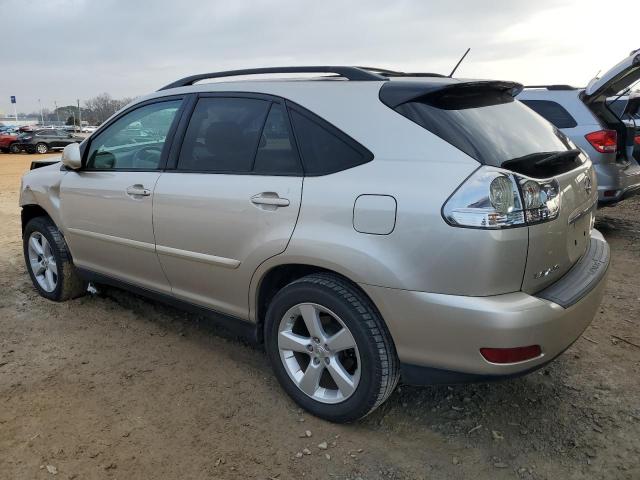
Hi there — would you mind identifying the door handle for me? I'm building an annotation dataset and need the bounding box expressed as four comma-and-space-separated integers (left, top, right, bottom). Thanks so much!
126, 184, 151, 197
251, 193, 290, 208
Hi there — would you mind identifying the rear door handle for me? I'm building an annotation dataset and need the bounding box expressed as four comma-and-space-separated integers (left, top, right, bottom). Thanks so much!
126, 184, 151, 197
251, 193, 290, 208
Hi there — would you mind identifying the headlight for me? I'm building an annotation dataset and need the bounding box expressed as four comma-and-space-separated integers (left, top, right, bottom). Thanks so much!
443, 166, 560, 229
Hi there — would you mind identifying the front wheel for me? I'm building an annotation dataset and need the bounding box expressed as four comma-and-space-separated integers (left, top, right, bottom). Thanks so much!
23, 216, 86, 301
9, 143, 21, 153
265, 273, 399, 423
35, 143, 49, 154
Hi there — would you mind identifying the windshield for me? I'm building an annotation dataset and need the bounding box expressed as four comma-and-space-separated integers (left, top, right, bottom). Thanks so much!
394, 91, 573, 168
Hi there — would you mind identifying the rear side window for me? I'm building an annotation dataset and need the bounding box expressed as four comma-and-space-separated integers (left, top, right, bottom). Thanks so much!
391, 88, 573, 168
253, 103, 301, 175
520, 100, 578, 128
289, 108, 372, 176
178, 97, 270, 172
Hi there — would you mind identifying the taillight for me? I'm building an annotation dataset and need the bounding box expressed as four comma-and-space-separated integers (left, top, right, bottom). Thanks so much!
585, 129, 617, 153
635, 135, 640, 145
480, 345, 542, 364
442, 166, 561, 229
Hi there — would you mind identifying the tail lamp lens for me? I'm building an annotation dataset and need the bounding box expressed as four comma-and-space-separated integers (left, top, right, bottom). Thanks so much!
480, 345, 542, 364
585, 129, 617, 153
443, 167, 561, 229
489, 176, 515, 213
635, 135, 640, 145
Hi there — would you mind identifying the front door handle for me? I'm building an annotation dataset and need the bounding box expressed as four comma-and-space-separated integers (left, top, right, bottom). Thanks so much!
126, 184, 151, 197
251, 193, 290, 208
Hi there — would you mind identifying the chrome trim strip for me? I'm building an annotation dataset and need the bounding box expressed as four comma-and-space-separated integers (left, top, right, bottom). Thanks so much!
67, 228, 156, 252
567, 200, 597, 225
156, 244, 240, 269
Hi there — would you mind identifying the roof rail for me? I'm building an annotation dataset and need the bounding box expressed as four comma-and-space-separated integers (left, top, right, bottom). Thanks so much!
357, 66, 446, 78
524, 84, 578, 91
158, 66, 387, 90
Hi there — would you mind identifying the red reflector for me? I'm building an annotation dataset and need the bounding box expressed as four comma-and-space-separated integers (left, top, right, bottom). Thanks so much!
635, 135, 640, 145
585, 129, 617, 153
480, 345, 542, 364
603, 190, 617, 197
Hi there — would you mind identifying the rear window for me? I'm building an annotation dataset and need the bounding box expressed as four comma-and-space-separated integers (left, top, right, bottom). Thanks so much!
520, 100, 578, 128
392, 88, 574, 168
289, 107, 373, 176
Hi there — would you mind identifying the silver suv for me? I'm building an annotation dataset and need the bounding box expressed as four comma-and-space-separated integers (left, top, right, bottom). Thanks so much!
20, 66, 609, 422
518, 49, 640, 205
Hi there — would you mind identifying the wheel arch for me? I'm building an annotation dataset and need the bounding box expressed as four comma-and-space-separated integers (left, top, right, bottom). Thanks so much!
251, 259, 383, 344
21, 204, 55, 233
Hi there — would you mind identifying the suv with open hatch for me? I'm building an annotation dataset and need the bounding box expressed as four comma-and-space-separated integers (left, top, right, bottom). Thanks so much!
19, 66, 609, 422
518, 49, 640, 205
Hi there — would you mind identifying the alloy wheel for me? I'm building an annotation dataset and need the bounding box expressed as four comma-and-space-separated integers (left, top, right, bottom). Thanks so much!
278, 303, 361, 404
27, 232, 57, 292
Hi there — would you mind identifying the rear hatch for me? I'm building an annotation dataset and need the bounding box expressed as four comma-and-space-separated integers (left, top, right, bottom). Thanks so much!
583, 49, 640, 161
380, 79, 598, 292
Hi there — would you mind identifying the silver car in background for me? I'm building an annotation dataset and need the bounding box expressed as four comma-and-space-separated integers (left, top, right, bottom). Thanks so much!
20, 66, 608, 422
518, 49, 640, 205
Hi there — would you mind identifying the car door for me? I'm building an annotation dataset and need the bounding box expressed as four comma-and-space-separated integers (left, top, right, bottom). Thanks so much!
36, 129, 55, 146
59, 97, 185, 294
153, 94, 303, 319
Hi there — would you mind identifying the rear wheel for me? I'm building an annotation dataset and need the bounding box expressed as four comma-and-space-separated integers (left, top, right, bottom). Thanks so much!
23, 216, 86, 301
265, 273, 399, 423
9, 143, 21, 154
35, 143, 49, 154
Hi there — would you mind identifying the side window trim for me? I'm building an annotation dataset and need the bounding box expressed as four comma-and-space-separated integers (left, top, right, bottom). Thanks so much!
284, 100, 374, 176
166, 92, 304, 176
80, 95, 187, 172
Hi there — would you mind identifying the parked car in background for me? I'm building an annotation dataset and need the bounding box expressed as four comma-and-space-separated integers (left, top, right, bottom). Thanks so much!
518, 49, 640, 205
607, 94, 640, 161
0, 130, 20, 153
81, 125, 98, 133
19, 66, 608, 422
63, 125, 82, 133
14, 128, 83, 154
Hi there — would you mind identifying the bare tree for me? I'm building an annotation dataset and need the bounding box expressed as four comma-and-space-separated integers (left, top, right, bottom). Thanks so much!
83, 93, 133, 125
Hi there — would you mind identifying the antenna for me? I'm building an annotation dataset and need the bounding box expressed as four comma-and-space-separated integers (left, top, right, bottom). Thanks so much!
449, 48, 471, 78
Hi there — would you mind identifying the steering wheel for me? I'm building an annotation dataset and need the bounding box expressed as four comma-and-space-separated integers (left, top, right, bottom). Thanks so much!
132, 146, 162, 168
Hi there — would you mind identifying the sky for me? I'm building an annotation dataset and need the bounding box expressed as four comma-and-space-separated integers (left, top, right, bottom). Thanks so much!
0, 0, 637, 114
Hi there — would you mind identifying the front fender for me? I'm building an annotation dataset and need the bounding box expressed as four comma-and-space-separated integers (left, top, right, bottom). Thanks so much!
19, 163, 67, 229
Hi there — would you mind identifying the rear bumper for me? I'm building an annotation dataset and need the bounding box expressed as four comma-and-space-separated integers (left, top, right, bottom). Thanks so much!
595, 160, 640, 205
360, 230, 609, 384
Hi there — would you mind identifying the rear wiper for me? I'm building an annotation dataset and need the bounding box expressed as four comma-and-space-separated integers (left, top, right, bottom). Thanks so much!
502, 149, 582, 177
533, 149, 581, 167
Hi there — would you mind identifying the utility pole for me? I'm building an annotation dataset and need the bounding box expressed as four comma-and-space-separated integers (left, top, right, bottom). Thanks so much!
77, 99, 82, 131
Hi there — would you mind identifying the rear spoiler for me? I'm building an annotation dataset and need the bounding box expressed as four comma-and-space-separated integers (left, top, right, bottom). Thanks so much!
379, 80, 523, 109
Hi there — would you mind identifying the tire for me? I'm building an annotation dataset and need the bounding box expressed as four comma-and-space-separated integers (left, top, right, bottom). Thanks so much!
23, 216, 86, 301
9, 143, 21, 154
35, 143, 49, 154
265, 273, 399, 423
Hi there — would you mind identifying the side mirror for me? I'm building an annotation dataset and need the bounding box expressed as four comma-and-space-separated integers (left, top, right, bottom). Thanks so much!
62, 143, 82, 170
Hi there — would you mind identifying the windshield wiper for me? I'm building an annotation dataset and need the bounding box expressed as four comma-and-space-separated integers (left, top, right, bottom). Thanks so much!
533, 149, 581, 167
502, 149, 582, 177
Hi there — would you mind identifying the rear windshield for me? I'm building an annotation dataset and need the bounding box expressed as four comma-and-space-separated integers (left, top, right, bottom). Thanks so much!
393, 89, 573, 167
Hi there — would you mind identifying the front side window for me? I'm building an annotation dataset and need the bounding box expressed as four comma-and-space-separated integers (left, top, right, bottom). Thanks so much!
85, 100, 181, 170
178, 97, 270, 172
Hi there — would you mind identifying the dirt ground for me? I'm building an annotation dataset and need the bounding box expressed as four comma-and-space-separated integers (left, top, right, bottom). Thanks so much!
1, 153, 639, 480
